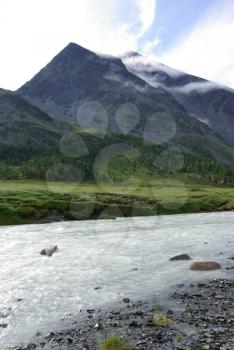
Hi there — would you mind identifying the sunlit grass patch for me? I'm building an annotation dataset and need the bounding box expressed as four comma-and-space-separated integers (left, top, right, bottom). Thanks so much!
154, 314, 176, 326
176, 335, 187, 342
99, 335, 132, 350
0, 180, 234, 225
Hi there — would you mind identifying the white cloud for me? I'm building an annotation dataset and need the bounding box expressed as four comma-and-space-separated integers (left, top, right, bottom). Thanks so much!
172, 81, 230, 94
136, 0, 157, 36
157, 0, 234, 89
124, 55, 233, 93
0, 0, 157, 90
123, 54, 183, 78
141, 35, 161, 55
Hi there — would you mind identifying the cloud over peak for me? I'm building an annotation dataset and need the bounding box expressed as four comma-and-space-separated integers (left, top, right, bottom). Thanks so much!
156, 0, 234, 88
136, 0, 157, 36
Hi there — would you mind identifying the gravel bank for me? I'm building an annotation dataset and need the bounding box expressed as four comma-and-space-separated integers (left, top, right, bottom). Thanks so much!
12, 277, 234, 350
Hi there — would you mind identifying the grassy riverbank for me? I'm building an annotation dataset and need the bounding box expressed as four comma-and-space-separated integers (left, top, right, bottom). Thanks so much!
0, 179, 234, 225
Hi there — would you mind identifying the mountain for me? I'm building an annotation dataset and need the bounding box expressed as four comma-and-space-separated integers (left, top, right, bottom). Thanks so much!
18, 42, 172, 124
123, 53, 234, 146
17, 43, 234, 166
0, 88, 66, 145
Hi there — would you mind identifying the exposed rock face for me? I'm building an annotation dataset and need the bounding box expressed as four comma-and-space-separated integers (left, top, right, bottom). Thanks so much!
190, 261, 221, 271
17, 43, 234, 165
0, 88, 63, 145
170, 254, 191, 261
123, 53, 234, 147
40, 246, 58, 257
18, 43, 172, 126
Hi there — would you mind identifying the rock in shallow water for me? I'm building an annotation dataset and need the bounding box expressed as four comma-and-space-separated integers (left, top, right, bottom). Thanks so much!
190, 261, 221, 271
122, 297, 130, 304
0, 323, 8, 328
170, 254, 191, 261
40, 246, 58, 257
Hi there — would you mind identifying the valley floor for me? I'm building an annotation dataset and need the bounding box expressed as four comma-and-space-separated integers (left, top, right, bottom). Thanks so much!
0, 179, 234, 225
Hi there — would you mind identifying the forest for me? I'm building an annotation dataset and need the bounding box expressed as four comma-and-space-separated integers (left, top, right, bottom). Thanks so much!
0, 130, 234, 186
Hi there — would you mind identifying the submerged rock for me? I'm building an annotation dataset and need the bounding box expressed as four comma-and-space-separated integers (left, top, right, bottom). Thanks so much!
0, 323, 8, 328
40, 246, 58, 257
170, 254, 191, 261
190, 261, 221, 271
122, 298, 130, 304
129, 320, 138, 327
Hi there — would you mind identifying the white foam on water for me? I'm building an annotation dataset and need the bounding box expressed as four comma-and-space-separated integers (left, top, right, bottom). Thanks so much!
0, 212, 233, 348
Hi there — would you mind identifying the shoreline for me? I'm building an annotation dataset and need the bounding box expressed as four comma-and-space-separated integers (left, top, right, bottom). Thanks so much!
1, 208, 234, 227
12, 277, 234, 350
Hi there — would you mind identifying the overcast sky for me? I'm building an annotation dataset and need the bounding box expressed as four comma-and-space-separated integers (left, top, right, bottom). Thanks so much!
0, 0, 234, 90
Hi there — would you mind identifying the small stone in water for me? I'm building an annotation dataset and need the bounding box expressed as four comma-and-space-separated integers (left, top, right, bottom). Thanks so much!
94, 323, 103, 330
122, 297, 130, 303
170, 254, 191, 261
0, 323, 8, 328
129, 320, 138, 327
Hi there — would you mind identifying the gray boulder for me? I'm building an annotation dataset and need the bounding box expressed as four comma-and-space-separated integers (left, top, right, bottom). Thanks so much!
40, 246, 58, 257
170, 254, 191, 261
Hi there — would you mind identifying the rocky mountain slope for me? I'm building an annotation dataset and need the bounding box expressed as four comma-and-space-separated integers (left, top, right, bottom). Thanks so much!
17, 43, 234, 165
123, 52, 234, 146
0, 88, 66, 145
17, 43, 179, 124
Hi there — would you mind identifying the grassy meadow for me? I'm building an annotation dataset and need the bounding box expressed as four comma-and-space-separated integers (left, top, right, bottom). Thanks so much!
1, 129, 234, 225
0, 178, 234, 225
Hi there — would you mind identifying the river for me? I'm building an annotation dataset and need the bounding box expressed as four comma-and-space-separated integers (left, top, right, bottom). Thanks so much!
0, 212, 233, 348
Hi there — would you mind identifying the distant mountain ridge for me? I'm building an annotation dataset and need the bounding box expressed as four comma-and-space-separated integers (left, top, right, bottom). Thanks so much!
0, 88, 65, 145
17, 42, 186, 127
0, 42, 233, 184
122, 52, 234, 146
15, 43, 234, 166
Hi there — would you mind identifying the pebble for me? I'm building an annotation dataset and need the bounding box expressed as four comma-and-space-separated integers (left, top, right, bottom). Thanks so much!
122, 297, 130, 303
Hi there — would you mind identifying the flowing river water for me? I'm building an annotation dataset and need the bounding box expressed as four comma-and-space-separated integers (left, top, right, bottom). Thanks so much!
0, 212, 233, 348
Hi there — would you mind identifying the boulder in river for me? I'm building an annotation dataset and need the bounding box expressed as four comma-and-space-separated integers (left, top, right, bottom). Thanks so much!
170, 254, 191, 261
40, 246, 58, 257
0, 323, 8, 328
190, 261, 221, 271
122, 298, 130, 304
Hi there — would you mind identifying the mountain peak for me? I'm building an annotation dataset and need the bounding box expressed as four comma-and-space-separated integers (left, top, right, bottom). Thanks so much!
64, 42, 90, 52
57, 42, 95, 61
120, 51, 142, 60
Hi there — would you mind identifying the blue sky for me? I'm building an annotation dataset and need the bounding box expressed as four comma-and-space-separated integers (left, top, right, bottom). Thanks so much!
143, 0, 216, 53
0, 0, 233, 89
152, 0, 234, 88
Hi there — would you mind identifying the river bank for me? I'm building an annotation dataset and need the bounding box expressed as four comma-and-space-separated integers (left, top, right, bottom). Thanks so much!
0, 180, 234, 225
12, 277, 234, 350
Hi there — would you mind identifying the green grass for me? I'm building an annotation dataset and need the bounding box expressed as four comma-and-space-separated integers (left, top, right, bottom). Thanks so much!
154, 314, 176, 326
176, 335, 187, 342
99, 335, 132, 350
0, 179, 233, 225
